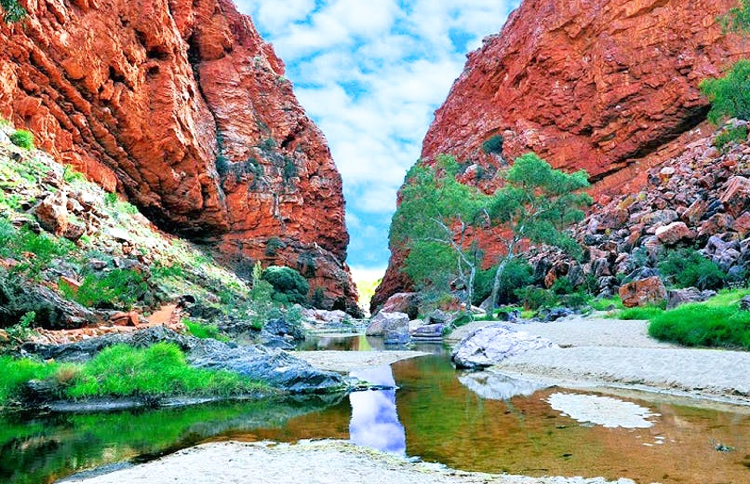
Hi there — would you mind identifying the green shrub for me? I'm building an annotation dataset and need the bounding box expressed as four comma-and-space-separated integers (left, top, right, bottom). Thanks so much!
514, 286, 558, 310
62, 165, 86, 183
481, 134, 504, 155
67, 269, 150, 309
9, 129, 34, 149
183, 318, 228, 342
0, 0, 26, 23
649, 304, 750, 349
0, 356, 58, 404
720, 0, 750, 33
262, 266, 309, 305
4, 311, 36, 343
657, 248, 727, 290
473, 259, 533, 306
551, 276, 575, 295
590, 296, 624, 311
700, 60, 750, 124
616, 305, 665, 321
67, 343, 263, 399
0, 223, 75, 277
713, 125, 748, 151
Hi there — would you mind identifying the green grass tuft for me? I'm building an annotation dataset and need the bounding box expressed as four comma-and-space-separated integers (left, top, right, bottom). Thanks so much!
9, 130, 34, 150
590, 296, 624, 311
649, 304, 750, 350
0, 343, 267, 406
184, 318, 228, 342
613, 305, 666, 321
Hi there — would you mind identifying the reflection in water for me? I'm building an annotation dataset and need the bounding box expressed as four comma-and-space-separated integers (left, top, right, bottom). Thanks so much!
348, 366, 406, 455
458, 371, 548, 401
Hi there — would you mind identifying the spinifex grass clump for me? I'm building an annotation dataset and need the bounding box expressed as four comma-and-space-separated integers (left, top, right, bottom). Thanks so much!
649, 304, 750, 350
0, 343, 268, 406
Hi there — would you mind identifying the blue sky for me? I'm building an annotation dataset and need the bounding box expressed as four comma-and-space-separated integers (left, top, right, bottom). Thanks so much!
235, 0, 519, 281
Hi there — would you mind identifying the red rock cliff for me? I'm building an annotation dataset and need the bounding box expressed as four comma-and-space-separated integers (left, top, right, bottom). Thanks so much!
0, 0, 358, 313
374, 0, 750, 310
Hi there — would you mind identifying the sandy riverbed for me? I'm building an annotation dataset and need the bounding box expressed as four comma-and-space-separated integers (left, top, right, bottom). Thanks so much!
66, 440, 636, 484
448, 315, 750, 405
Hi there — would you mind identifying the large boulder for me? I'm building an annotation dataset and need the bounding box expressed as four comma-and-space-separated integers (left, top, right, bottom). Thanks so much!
380, 292, 419, 320
365, 311, 409, 337
451, 325, 556, 369
188, 340, 347, 394
655, 222, 695, 245
618, 276, 667, 308
666, 288, 717, 310
383, 318, 410, 346
719, 176, 750, 218
410, 323, 446, 343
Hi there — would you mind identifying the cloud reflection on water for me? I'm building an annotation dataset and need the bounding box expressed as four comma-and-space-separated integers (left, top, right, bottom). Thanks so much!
348, 365, 406, 455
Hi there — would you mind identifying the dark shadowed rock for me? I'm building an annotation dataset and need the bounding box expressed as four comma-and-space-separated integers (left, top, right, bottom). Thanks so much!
667, 288, 717, 309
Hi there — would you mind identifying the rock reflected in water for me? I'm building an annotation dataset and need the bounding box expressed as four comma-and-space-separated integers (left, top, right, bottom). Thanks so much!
348, 365, 406, 455
458, 371, 548, 400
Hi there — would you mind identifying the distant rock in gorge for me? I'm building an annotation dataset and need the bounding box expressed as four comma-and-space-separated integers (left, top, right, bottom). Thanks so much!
374, 0, 750, 311
0, 0, 358, 313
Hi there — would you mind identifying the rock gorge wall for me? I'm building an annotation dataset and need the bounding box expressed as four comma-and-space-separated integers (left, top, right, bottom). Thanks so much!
373, 0, 750, 310
0, 0, 358, 313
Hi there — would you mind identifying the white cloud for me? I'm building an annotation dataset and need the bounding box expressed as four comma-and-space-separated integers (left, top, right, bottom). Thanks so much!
235, 0, 519, 269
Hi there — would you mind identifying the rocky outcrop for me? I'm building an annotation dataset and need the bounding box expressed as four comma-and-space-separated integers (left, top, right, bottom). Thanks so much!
452, 325, 556, 369
375, 0, 750, 309
0, 0, 357, 312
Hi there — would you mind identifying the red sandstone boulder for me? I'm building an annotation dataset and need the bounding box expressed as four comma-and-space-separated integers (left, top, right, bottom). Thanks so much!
380, 293, 420, 320
720, 177, 750, 218
619, 277, 667, 308
656, 222, 695, 245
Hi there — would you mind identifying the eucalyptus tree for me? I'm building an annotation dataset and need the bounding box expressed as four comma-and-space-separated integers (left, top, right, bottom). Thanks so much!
486, 153, 592, 309
390, 155, 490, 310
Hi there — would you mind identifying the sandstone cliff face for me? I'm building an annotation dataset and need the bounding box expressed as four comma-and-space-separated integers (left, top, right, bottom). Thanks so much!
373, 0, 750, 310
0, 0, 358, 312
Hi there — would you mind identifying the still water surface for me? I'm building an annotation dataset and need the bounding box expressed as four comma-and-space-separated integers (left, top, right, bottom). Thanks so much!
1, 336, 748, 484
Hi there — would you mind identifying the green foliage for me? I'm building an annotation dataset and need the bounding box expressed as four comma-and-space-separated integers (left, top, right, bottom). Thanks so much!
67, 343, 264, 399
265, 237, 285, 256
392, 155, 491, 307
104, 192, 139, 216
514, 286, 558, 310
473, 259, 532, 305
657, 248, 727, 290
0, 0, 26, 23
64, 269, 150, 310
62, 165, 86, 184
551, 276, 575, 295
589, 296, 624, 311
4, 311, 36, 343
481, 134, 504, 155
720, 0, 750, 33
700, 60, 750, 124
649, 304, 750, 350
0, 356, 58, 405
9, 130, 33, 149
713, 125, 748, 151
183, 318, 228, 342
615, 305, 666, 321
283, 158, 298, 182
0, 221, 75, 277
311, 287, 325, 308
262, 266, 309, 305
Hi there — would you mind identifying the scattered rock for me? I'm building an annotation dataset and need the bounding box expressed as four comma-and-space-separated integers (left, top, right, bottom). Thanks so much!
365, 312, 409, 337
33, 192, 70, 237
719, 176, 750, 218
410, 323, 445, 343
0, 328, 8, 343
538, 307, 574, 322
740, 296, 750, 311
655, 222, 695, 245
618, 277, 667, 308
666, 288, 717, 310
380, 292, 419, 319
109, 311, 140, 327
451, 325, 556, 369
